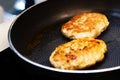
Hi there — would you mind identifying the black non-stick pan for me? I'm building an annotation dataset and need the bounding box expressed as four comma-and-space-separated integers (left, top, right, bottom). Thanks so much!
8, 0, 120, 77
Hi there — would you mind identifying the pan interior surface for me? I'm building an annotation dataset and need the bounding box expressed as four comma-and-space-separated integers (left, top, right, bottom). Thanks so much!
9, 0, 120, 73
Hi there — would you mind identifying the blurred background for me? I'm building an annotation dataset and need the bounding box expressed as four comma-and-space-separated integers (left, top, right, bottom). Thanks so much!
0, 0, 46, 19
0, 0, 35, 19
0, 0, 15, 12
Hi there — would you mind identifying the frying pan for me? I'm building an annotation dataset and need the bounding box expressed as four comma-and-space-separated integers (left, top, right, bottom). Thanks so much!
8, 0, 120, 78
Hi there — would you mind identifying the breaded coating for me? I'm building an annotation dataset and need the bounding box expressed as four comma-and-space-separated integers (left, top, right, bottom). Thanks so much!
49, 38, 107, 70
61, 12, 109, 39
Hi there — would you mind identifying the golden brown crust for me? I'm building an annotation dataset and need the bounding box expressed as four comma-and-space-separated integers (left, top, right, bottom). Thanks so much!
49, 38, 107, 70
61, 12, 109, 39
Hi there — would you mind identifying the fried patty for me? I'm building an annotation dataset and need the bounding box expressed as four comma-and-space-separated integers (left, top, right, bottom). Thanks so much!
49, 38, 107, 70
61, 12, 109, 39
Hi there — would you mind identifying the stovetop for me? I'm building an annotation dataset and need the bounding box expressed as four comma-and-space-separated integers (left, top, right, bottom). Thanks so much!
0, 48, 120, 80
0, 48, 54, 79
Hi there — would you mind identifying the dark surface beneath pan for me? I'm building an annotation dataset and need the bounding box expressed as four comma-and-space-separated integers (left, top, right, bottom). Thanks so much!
9, 0, 120, 73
